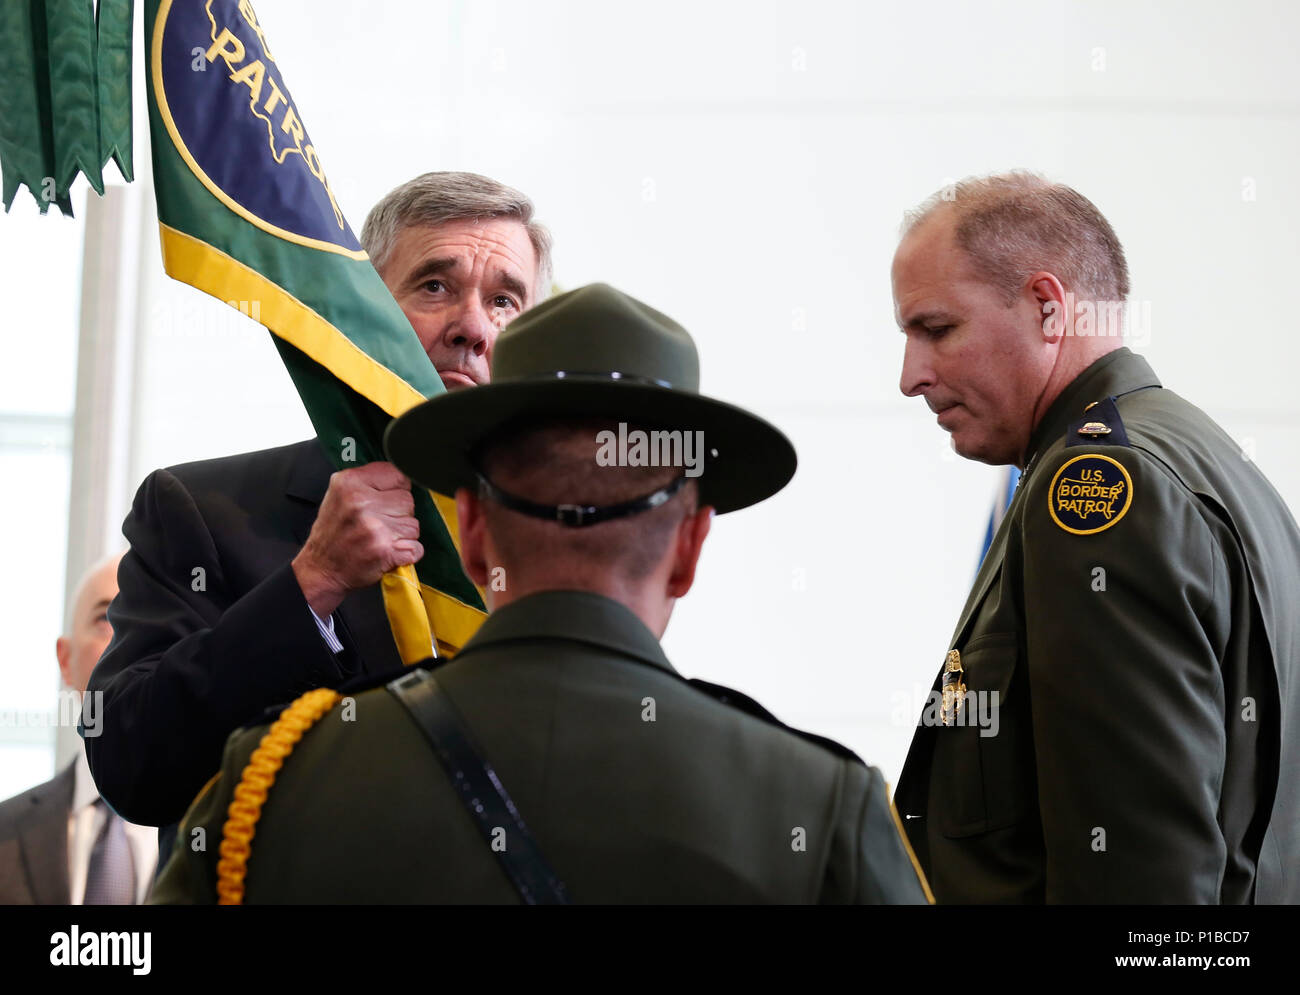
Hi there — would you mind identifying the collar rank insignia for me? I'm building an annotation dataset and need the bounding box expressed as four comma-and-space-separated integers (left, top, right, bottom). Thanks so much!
1078, 421, 1112, 438
1048, 453, 1133, 535
940, 649, 966, 726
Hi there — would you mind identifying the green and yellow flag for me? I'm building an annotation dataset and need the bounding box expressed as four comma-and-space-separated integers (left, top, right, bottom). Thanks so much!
3, 0, 485, 658
143, 0, 485, 659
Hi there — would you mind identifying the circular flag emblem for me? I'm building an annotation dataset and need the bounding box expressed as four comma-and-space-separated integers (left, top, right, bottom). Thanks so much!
152, 0, 364, 257
1047, 453, 1133, 535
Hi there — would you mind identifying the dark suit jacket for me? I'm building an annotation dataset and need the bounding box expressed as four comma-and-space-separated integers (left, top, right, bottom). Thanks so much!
0, 763, 73, 904
84, 439, 403, 830
896, 349, 1300, 904
152, 590, 933, 904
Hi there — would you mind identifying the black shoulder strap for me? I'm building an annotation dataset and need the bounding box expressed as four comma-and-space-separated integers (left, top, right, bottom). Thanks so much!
1066, 395, 1131, 448
386, 669, 570, 905
1064, 386, 1159, 449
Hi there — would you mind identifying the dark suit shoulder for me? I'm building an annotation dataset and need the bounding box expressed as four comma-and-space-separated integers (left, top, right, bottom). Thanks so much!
0, 764, 75, 833
163, 438, 322, 478
158, 439, 328, 494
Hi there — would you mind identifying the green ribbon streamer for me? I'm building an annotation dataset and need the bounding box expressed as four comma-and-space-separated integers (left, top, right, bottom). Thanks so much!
0, 0, 134, 215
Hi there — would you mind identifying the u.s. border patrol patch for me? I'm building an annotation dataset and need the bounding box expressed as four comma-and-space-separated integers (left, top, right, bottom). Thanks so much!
1047, 454, 1133, 535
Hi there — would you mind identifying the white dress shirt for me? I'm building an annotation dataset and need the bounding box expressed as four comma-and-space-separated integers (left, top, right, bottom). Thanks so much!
67, 748, 158, 904
310, 606, 344, 653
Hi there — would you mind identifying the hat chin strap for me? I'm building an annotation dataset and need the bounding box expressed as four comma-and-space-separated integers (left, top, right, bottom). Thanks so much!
475, 472, 688, 528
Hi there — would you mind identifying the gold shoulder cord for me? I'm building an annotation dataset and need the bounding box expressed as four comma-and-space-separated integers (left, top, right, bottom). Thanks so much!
216, 687, 341, 905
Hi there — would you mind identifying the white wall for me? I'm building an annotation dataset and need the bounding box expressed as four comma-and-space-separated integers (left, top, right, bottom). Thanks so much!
2, 0, 1297, 791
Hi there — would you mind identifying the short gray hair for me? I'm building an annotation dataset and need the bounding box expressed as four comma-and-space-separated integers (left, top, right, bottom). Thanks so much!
902, 171, 1129, 305
360, 171, 553, 298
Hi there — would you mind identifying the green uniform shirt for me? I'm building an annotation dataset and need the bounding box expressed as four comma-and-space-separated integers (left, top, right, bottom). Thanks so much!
153, 590, 931, 904
896, 348, 1300, 903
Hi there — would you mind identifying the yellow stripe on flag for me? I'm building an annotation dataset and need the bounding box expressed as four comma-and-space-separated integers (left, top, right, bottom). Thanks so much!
159, 223, 427, 418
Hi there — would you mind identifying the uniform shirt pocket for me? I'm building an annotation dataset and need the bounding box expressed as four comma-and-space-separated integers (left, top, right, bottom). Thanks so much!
931, 632, 1035, 838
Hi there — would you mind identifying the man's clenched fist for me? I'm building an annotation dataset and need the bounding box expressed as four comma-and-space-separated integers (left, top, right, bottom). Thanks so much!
291, 461, 424, 618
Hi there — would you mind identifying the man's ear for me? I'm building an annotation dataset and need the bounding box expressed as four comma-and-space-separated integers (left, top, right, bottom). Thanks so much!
1028, 271, 1070, 344
666, 506, 714, 599
456, 488, 490, 588
56, 636, 72, 689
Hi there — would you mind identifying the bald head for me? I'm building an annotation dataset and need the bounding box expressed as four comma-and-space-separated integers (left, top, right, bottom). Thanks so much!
56, 554, 122, 694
